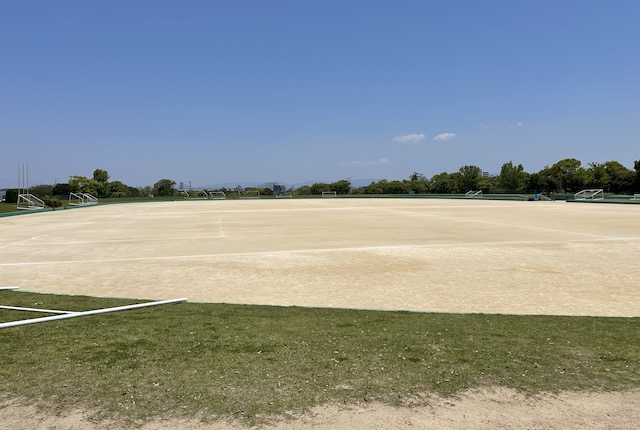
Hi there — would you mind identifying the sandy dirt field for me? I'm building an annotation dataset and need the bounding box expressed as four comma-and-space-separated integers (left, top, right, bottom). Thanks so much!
1, 198, 639, 429
1, 198, 639, 316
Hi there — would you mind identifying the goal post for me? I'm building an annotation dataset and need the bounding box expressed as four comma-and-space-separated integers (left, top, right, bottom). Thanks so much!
17, 194, 45, 210
574, 189, 604, 200
464, 190, 483, 198
207, 191, 227, 200
69, 192, 98, 206
321, 191, 337, 198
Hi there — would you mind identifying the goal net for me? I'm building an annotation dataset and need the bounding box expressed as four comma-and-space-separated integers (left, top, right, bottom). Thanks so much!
17, 194, 45, 210
207, 191, 226, 200
180, 190, 208, 199
69, 192, 98, 206
574, 189, 604, 200
275, 194, 293, 198
464, 190, 483, 198
321, 191, 337, 198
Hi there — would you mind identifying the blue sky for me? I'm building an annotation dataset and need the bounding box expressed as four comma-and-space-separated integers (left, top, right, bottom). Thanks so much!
1, 0, 638, 188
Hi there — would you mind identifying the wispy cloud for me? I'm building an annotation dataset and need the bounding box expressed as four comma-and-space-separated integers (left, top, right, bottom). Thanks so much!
392, 133, 425, 144
433, 132, 456, 142
341, 158, 391, 167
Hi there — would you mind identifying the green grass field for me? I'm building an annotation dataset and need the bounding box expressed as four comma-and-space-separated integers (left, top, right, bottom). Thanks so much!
1, 291, 639, 427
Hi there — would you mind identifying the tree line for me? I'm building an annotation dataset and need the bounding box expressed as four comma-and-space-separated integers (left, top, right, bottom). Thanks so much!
294, 158, 640, 196
3, 158, 639, 204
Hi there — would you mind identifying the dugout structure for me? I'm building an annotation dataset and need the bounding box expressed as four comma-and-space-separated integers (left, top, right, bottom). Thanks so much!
574, 189, 604, 201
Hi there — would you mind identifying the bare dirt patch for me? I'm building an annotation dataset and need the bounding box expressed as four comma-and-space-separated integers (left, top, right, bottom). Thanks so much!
2, 389, 640, 429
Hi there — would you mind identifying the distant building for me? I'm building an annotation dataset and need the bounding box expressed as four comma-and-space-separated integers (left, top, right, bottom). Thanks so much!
482, 171, 491, 178
273, 184, 287, 194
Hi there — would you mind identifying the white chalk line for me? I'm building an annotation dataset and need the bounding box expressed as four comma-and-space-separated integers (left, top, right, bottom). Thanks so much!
1, 236, 638, 267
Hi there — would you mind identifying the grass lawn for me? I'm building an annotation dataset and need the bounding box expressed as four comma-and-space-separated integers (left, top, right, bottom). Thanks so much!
1, 291, 639, 427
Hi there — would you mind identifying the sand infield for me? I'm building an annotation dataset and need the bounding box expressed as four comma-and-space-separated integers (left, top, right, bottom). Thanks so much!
1, 198, 639, 317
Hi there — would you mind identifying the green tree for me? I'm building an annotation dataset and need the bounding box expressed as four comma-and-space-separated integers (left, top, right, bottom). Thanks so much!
69, 176, 101, 196
429, 172, 457, 193
107, 181, 131, 198
587, 162, 610, 191
549, 158, 586, 192
93, 169, 110, 183
363, 181, 385, 194
498, 161, 527, 193
458, 165, 482, 192
293, 185, 311, 195
29, 184, 55, 197
601, 161, 635, 194
384, 180, 409, 194
407, 172, 429, 193
153, 179, 176, 197
52, 183, 71, 196
329, 179, 351, 194
527, 167, 561, 194
310, 182, 331, 195
92, 169, 110, 197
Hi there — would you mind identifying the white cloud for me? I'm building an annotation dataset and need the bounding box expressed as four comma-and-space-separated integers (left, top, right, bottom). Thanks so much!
433, 132, 456, 142
341, 158, 391, 167
392, 133, 425, 144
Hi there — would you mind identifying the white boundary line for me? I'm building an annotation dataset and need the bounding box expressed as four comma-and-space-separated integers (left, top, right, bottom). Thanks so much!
1, 287, 187, 330
0, 305, 74, 314
0, 298, 188, 330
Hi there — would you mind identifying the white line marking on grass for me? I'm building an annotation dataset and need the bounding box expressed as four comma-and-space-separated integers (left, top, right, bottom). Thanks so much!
0, 237, 637, 267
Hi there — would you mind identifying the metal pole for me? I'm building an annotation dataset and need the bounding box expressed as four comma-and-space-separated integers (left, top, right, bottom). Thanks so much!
0, 298, 188, 330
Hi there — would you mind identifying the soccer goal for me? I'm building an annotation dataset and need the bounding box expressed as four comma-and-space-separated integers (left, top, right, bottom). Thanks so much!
207, 191, 226, 200
69, 192, 98, 206
574, 189, 604, 200
275, 194, 293, 198
16, 162, 45, 210
322, 191, 337, 198
17, 194, 45, 210
464, 190, 483, 198
631, 194, 640, 201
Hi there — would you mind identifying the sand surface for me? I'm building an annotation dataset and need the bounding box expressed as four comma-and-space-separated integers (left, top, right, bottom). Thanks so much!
2, 198, 640, 429
1, 198, 639, 316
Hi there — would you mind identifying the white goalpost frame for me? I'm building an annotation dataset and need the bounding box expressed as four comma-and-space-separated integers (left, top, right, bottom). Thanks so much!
0, 287, 187, 330
321, 191, 337, 198
464, 190, 483, 198
207, 191, 227, 200
16, 162, 45, 210
574, 189, 604, 200
69, 192, 98, 206
631, 194, 640, 200
180, 190, 208, 200
275, 194, 293, 198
